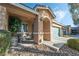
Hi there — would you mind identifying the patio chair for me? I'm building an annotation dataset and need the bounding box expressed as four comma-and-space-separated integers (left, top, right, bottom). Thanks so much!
17, 32, 32, 43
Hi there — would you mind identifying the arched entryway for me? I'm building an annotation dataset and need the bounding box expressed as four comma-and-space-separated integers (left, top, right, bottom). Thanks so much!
43, 18, 50, 41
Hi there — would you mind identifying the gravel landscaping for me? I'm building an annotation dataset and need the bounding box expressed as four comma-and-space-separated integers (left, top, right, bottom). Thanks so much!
6, 44, 79, 56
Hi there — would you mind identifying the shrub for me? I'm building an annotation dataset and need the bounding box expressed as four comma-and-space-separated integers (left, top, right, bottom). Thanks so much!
0, 30, 11, 55
67, 39, 79, 51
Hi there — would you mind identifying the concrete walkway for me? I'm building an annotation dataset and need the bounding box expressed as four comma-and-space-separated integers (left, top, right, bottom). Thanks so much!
43, 37, 71, 51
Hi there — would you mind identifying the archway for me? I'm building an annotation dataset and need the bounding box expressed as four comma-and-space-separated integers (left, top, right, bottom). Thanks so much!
43, 18, 50, 41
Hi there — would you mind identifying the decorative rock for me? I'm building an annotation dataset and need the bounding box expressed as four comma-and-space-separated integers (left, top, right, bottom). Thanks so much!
6, 44, 79, 56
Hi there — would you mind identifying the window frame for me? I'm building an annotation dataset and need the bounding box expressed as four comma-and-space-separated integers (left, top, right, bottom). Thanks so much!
21, 22, 28, 32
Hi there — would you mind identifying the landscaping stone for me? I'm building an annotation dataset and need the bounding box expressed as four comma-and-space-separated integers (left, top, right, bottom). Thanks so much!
6, 44, 79, 56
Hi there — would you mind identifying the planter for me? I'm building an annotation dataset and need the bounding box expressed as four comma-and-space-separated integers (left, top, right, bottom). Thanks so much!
11, 32, 18, 47
11, 36, 18, 46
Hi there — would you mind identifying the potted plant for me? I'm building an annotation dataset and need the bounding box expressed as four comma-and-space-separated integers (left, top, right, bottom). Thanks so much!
8, 16, 21, 46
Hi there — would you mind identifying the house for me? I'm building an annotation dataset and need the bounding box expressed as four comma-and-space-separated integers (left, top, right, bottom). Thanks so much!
0, 3, 63, 44
63, 25, 71, 35
71, 27, 79, 35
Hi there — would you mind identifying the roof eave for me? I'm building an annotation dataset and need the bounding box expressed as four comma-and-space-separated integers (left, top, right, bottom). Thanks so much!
34, 6, 56, 18
10, 3, 39, 15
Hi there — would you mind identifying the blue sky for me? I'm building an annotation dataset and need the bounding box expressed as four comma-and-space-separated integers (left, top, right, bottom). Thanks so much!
24, 3, 75, 27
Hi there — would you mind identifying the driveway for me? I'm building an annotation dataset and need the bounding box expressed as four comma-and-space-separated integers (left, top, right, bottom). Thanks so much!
55, 34, 79, 44
71, 34, 79, 39
42, 37, 71, 51
53, 37, 71, 44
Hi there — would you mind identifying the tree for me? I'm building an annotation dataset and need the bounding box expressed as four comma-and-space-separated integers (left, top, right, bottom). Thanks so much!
69, 3, 79, 25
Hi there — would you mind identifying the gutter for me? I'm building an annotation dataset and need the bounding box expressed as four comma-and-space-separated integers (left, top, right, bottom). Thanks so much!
52, 20, 64, 27
47, 7, 56, 18
10, 3, 39, 15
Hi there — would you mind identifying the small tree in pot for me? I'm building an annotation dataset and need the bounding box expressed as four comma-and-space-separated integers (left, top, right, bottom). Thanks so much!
9, 16, 21, 35
8, 16, 21, 46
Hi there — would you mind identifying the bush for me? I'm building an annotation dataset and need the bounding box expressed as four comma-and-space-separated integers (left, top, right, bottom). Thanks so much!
67, 39, 79, 51
0, 30, 11, 55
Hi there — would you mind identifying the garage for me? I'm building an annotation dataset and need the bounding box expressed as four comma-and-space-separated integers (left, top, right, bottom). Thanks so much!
51, 27, 60, 42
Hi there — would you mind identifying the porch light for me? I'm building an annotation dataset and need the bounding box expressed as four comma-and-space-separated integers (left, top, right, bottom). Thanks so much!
40, 18, 43, 21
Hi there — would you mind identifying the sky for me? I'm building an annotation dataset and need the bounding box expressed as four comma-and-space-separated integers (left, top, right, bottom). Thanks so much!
24, 3, 76, 27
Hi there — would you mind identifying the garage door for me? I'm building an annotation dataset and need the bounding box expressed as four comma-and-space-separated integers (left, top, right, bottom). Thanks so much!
51, 27, 60, 41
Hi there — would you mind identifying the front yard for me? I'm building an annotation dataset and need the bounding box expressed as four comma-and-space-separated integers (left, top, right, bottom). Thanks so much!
6, 44, 79, 56
0, 30, 79, 56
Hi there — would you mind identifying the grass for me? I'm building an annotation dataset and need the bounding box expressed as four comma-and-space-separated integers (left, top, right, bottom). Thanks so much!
67, 39, 79, 51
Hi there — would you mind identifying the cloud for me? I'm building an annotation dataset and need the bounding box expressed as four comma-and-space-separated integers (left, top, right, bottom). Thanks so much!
54, 10, 67, 22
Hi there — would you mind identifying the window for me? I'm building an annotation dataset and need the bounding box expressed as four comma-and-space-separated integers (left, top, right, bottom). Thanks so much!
21, 23, 28, 32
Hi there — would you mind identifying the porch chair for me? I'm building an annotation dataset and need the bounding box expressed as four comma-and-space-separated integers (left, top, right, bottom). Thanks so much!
17, 32, 32, 42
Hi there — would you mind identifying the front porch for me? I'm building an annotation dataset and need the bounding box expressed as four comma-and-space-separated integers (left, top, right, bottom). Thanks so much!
0, 4, 42, 45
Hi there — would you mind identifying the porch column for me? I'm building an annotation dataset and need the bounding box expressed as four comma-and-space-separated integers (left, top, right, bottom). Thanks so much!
33, 15, 43, 44
0, 6, 8, 30
38, 16, 43, 44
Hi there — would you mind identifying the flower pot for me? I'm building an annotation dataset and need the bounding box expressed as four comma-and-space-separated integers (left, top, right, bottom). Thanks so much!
11, 32, 18, 47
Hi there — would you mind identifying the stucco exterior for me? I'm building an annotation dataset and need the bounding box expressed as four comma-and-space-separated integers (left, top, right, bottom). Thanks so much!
0, 3, 63, 44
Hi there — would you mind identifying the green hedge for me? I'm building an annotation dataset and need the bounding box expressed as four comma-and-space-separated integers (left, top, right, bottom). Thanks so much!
67, 39, 79, 51
0, 30, 11, 55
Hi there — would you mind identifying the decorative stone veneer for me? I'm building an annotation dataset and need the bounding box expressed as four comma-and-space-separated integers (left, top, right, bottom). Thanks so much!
0, 6, 8, 30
